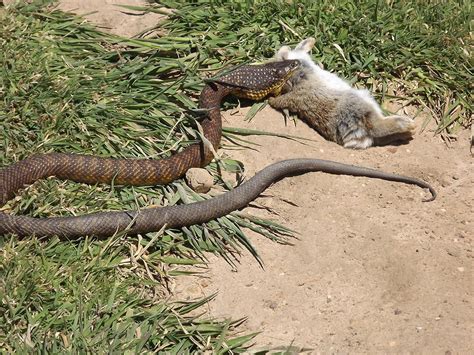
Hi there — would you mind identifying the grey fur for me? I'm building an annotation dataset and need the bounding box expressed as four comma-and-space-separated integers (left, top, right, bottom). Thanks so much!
269, 38, 416, 149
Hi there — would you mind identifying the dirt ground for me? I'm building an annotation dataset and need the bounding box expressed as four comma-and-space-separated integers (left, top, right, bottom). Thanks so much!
189, 108, 472, 353
7, 1, 472, 352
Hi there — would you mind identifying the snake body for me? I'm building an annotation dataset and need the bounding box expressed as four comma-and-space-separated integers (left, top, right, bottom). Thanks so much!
0, 60, 436, 238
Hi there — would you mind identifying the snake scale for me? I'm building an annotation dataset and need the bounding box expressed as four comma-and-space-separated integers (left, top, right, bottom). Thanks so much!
0, 60, 436, 238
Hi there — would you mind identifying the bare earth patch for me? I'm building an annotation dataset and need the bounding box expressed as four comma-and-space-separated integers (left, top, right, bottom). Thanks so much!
56, 0, 165, 37
26, 1, 474, 352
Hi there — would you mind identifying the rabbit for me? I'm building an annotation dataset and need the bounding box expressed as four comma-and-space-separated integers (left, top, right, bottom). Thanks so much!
268, 37, 416, 149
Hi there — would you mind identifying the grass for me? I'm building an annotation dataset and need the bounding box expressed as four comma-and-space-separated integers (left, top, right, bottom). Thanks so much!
0, 0, 471, 352
1, 236, 254, 352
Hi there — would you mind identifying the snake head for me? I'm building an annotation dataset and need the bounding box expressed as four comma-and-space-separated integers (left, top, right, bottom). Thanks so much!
209, 59, 301, 100
247, 59, 300, 99
270, 59, 301, 79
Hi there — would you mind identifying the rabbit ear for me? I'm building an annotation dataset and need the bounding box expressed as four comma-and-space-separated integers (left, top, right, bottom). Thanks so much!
276, 45, 291, 60
295, 37, 316, 52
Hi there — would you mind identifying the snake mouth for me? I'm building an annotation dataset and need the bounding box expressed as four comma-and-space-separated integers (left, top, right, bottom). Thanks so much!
273, 59, 301, 94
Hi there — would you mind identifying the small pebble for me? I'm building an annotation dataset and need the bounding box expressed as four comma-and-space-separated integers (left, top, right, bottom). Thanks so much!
264, 300, 278, 310
347, 232, 356, 238
185, 168, 214, 193
199, 279, 209, 288
446, 247, 461, 257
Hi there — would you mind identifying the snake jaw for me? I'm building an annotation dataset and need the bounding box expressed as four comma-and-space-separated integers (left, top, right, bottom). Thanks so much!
271, 60, 300, 96
271, 84, 284, 97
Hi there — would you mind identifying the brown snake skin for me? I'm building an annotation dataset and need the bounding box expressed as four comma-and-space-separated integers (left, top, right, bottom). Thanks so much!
0, 60, 436, 238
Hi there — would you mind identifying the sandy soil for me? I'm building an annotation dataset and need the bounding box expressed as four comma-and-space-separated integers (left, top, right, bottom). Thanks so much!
5, 0, 166, 37
11, 1, 472, 352
178, 107, 472, 353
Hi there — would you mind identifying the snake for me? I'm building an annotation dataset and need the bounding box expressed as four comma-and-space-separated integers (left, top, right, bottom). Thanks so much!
0, 59, 436, 238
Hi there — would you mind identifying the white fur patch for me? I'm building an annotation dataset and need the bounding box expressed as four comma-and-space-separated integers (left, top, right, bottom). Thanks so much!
343, 136, 374, 149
